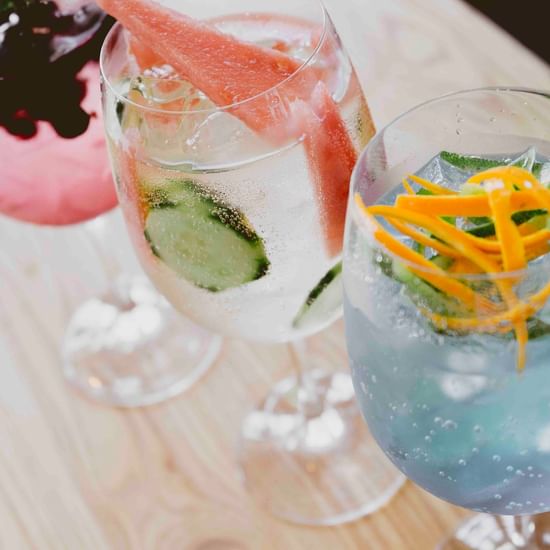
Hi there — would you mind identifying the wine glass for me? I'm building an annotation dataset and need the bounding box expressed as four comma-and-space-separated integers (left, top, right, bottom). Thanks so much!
100, 0, 404, 524
0, 1, 221, 407
344, 87, 550, 548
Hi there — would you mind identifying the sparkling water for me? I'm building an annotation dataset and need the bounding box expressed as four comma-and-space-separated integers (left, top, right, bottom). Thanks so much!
344, 148, 550, 515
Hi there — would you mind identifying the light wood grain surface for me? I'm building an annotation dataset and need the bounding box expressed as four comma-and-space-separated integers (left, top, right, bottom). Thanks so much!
2, 0, 550, 548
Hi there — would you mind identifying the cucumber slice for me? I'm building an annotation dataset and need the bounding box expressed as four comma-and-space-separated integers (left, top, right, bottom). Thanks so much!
522, 214, 549, 232
430, 255, 454, 270
116, 87, 144, 131
459, 183, 486, 196
392, 258, 550, 338
528, 318, 550, 340
293, 262, 342, 329
440, 150, 543, 176
440, 151, 502, 172
465, 209, 547, 238
117, 99, 142, 130
140, 178, 193, 209
392, 259, 465, 317
466, 222, 496, 238
392, 258, 415, 284
458, 172, 547, 236
144, 180, 270, 292
511, 209, 547, 225
116, 100, 125, 124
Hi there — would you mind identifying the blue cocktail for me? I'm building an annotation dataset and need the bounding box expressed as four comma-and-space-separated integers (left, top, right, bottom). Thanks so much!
344, 88, 550, 548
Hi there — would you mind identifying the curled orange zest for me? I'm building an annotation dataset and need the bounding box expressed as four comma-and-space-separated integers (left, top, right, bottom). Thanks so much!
468, 166, 540, 188
354, 195, 495, 313
489, 189, 526, 272
426, 280, 550, 333
396, 191, 542, 218
487, 187, 527, 370
402, 178, 415, 195
407, 174, 459, 195
368, 204, 504, 254
385, 218, 463, 259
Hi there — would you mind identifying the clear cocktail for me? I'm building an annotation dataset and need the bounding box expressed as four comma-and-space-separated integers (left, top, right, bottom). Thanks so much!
103, 11, 369, 341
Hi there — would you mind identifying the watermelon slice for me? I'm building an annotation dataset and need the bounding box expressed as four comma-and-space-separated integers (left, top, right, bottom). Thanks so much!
291, 82, 358, 257
99, 0, 367, 256
128, 35, 162, 72
98, 0, 320, 133
112, 128, 149, 230
129, 13, 328, 85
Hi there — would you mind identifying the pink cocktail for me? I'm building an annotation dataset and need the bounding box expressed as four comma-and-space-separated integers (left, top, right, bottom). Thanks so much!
0, 1, 116, 225
0, 1, 221, 410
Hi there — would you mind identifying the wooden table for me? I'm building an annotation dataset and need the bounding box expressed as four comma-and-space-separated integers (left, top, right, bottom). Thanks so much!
2, 0, 550, 548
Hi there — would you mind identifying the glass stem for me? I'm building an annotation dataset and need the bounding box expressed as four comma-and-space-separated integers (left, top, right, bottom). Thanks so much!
288, 340, 326, 419
85, 215, 121, 281
495, 515, 535, 547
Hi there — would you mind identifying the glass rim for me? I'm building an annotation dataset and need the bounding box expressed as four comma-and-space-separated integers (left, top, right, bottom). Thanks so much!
351, 85, 550, 281
99, 1, 328, 116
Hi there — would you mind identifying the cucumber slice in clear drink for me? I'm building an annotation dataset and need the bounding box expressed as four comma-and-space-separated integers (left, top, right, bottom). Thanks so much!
144, 180, 270, 292
293, 262, 342, 329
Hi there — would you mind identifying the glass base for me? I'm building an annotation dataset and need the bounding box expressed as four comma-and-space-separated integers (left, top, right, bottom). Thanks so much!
238, 369, 405, 526
439, 514, 550, 549
61, 275, 222, 407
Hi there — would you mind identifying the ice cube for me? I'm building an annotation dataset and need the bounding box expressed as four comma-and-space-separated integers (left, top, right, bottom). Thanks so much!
507, 147, 536, 172
416, 155, 470, 191
129, 72, 215, 111
177, 109, 262, 168
139, 100, 265, 169
539, 162, 550, 185
125, 73, 261, 167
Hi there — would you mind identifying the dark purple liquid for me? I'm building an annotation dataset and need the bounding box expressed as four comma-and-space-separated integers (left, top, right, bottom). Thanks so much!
0, 1, 114, 139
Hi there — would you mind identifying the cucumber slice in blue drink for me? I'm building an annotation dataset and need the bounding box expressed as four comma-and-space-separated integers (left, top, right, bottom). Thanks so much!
392, 255, 550, 339
144, 180, 270, 292
293, 262, 342, 329
439, 151, 503, 172
462, 205, 546, 240
440, 150, 543, 176
392, 259, 466, 318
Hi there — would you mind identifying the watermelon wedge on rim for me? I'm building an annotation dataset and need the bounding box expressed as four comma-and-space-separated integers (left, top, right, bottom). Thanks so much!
98, 0, 319, 133
128, 13, 331, 91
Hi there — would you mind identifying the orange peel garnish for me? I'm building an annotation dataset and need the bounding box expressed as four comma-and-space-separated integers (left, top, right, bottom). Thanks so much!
468, 166, 540, 188
368, 204, 504, 254
488, 189, 526, 273
395, 191, 542, 218
486, 186, 527, 370
402, 178, 415, 195
385, 218, 463, 259
407, 174, 459, 195
355, 196, 497, 314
